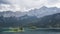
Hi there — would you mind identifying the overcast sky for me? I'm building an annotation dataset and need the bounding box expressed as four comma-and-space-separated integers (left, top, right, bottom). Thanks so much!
0, 0, 60, 12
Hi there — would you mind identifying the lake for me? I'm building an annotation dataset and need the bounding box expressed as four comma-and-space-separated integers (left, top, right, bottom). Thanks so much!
1, 30, 60, 34
0, 28, 60, 34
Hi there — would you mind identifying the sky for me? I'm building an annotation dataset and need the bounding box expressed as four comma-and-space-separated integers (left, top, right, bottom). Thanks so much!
0, 0, 60, 12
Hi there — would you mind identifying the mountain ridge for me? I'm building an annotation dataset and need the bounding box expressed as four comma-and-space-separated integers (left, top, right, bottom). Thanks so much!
0, 6, 60, 18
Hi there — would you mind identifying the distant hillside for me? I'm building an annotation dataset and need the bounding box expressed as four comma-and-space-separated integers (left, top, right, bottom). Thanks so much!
30, 13, 60, 28
0, 6, 60, 28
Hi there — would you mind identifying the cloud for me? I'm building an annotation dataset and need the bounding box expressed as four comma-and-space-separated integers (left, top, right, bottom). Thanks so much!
0, 0, 60, 12
0, 0, 10, 4
0, 4, 22, 12
45, 0, 60, 7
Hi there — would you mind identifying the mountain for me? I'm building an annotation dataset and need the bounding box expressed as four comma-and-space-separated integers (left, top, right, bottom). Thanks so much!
31, 13, 60, 28
0, 11, 27, 17
27, 6, 60, 18
0, 14, 38, 27
0, 6, 60, 18
1, 6, 60, 27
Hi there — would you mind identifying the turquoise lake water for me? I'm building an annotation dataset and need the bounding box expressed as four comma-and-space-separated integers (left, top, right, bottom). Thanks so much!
0, 28, 60, 34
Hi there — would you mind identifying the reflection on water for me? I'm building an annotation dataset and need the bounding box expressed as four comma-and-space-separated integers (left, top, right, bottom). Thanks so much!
2, 31, 60, 34
1, 28, 60, 34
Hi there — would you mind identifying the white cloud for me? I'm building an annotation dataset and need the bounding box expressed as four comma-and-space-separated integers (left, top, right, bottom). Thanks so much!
45, 0, 60, 7
0, 4, 21, 12
0, 0, 60, 12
